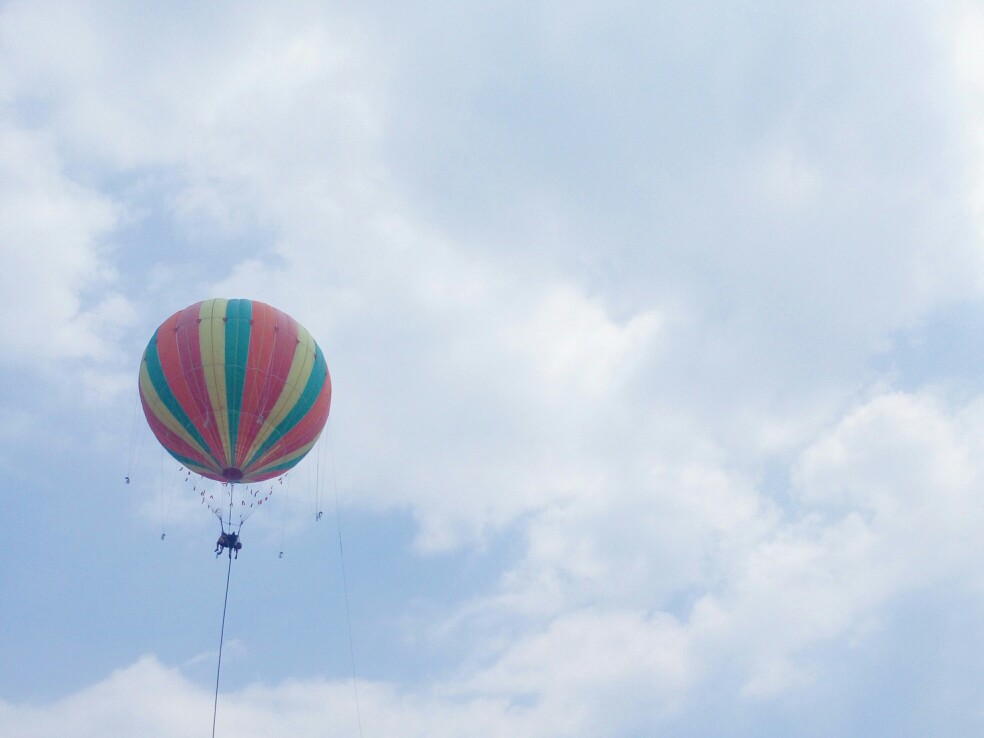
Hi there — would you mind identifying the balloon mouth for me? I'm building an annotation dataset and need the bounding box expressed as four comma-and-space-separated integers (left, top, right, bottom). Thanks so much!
222, 467, 244, 482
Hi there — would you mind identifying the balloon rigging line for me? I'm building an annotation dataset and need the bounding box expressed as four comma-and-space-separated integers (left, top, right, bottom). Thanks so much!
212, 487, 237, 738
328, 424, 364, 738
315, 436, 321, 518
321, 435, 328, 517
133, 428, 147, 481
279, 473, 291, 558
160, 450, 166, 537
126, 390, 140, 478
162, 465, 178, 539
126, 398, 147, 485
315, 434, 326, 519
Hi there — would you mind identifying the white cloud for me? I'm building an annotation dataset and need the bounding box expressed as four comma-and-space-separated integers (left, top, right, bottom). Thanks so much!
435, 387, 984, 709
0, 656, 354, 738
505, 285, 661, 400
794, 390, 984, 584
749, 141, 822, 210
0, 125, 129, 364
686, 389, 984, 697
0, 655, 602, 738
458, 609, 694, 733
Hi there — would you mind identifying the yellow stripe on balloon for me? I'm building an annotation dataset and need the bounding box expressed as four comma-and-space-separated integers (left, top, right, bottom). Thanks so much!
242, 324, 317, 464
199, 299, 232, 467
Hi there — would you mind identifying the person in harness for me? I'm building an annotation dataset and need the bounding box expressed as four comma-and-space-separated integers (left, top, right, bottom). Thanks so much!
215, 529, 242, 559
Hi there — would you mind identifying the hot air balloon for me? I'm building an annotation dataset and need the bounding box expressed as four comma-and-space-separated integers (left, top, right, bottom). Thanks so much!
138, 298, 335, 736
139, 298, 331, 485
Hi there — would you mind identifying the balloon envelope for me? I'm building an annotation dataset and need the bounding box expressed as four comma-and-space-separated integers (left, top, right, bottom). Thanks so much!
139, 298, 331, 483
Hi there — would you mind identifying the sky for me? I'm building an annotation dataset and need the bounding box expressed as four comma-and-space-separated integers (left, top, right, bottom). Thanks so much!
4, 0, 984, 735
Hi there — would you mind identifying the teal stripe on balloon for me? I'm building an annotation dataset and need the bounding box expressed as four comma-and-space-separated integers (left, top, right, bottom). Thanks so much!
244, 344, 327, 469
224, 298, 252, 465
169, 449, 210, 472
276, 344, 327, 439
144, 331, 212, 457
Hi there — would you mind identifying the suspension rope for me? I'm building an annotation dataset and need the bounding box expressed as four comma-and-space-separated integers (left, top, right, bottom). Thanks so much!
329, 424, 364, 738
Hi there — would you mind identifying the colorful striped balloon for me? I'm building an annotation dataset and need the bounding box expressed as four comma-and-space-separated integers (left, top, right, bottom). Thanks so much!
139, 298, 331, 484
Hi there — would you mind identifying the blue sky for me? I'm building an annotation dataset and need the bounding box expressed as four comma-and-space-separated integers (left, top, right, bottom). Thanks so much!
4, 0, 984, 735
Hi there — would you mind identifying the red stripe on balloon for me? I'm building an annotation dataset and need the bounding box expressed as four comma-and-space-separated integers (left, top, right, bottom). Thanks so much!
153, 309, 214, 458
239, 307, 299, 464
172, 303, 226, 461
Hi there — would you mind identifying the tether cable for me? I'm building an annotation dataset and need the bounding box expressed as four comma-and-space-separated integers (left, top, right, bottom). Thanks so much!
329, 425, 364, 737
212, 546, 234, 738
212, 489, 237, 738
